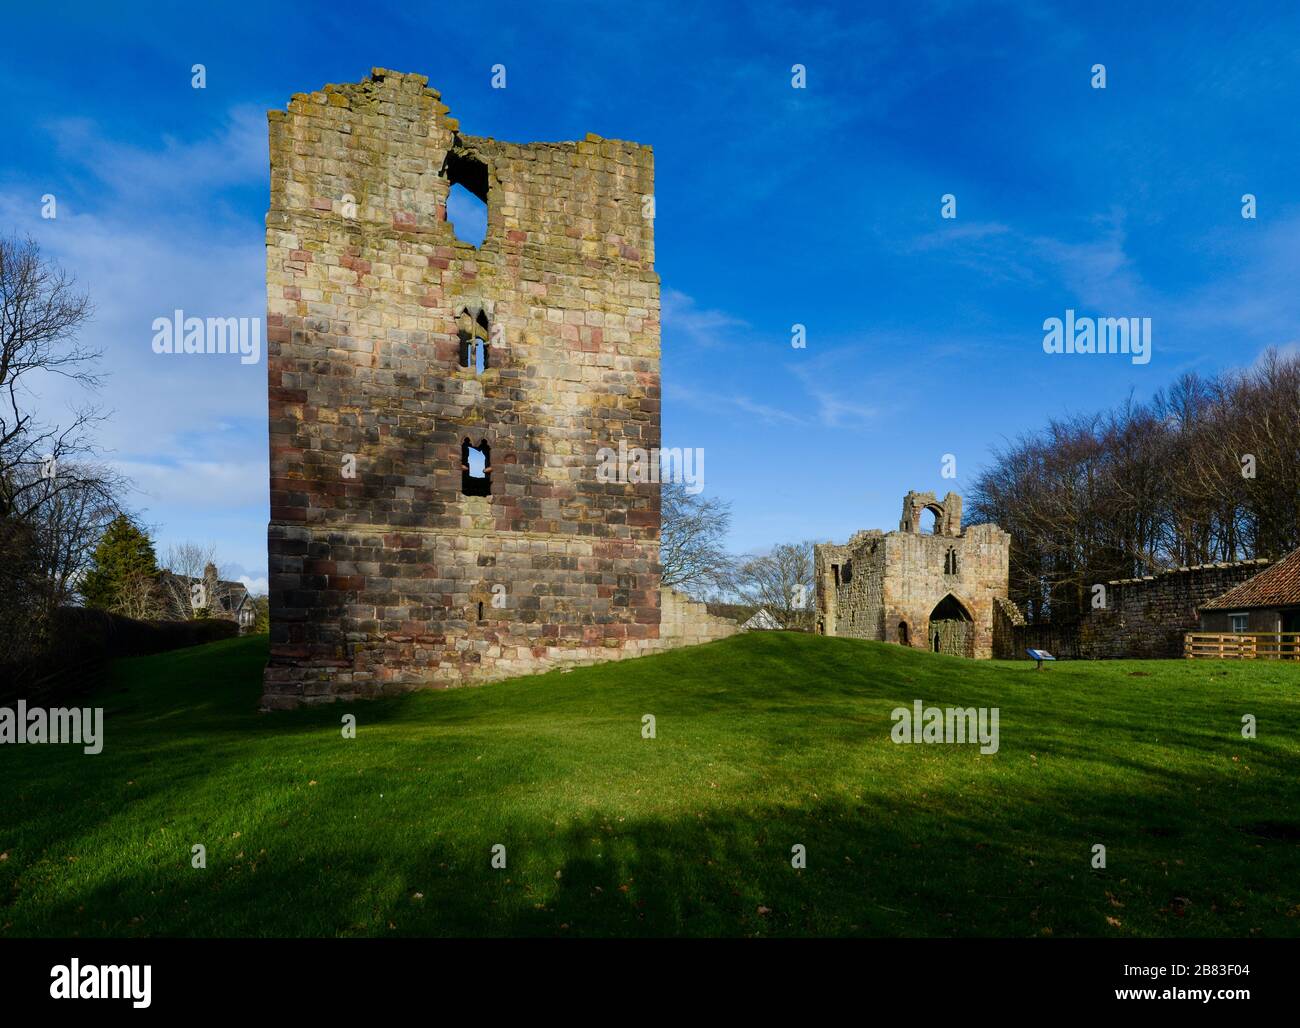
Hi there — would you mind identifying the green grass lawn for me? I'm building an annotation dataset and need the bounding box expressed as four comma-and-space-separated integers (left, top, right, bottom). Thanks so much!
2, 631, 1298, 937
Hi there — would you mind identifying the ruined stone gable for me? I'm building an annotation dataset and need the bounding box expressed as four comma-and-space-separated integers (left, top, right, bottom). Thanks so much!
814, 491, 1010, 659
261, 69, 667, 708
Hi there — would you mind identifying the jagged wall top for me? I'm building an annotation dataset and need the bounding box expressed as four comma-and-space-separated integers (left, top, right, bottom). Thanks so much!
267, 68, 655, 274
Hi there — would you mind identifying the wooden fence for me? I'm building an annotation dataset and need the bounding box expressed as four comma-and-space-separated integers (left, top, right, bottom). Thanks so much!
1184, 632, 1300, 660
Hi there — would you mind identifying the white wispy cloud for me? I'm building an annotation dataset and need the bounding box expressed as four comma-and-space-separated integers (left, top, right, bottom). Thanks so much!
238, 575, 268, 596
113, 458, 267, 509
47, 105, 268, 206
0, 105, 269, 573
665, 381, 806, 426
787, 352, 883, 428
662, 287, 749, 348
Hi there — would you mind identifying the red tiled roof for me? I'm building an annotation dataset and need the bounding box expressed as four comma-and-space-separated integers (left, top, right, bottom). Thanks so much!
1201, 547, 1300, 610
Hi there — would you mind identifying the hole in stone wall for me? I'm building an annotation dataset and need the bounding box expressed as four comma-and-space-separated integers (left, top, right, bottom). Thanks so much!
443, 148, 490, 247
461, 437, 492, 496
447, 184, 488, 246
920, 508, 938, 534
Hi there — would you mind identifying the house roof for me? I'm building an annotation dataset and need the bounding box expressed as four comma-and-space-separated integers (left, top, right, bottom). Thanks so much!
742, 608, 783, 629
159, 571, 251, 611
1201, 547, 1300, 610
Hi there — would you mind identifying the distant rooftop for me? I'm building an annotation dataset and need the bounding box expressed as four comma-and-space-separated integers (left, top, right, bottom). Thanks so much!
1201, 549, 1300, 610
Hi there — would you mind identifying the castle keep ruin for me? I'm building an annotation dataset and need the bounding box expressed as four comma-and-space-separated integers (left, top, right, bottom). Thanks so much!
261, 69, 699, 708
814, 491, 1010, 658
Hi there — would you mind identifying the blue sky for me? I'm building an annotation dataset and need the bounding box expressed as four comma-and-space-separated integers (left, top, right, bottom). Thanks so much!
2, 0, 1298, 591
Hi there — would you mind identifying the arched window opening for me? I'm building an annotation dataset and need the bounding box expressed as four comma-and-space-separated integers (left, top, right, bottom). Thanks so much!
899, 621, 910, 646
919, 507, 938, 534
458, 308, 490, 374
461, 437, 492, 497
442, 148, 490, 248
477, 601, 485, 621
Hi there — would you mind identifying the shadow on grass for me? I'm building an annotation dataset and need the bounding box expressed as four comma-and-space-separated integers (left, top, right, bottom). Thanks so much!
4, 633, 1299, 938
11, 770, 1300, 939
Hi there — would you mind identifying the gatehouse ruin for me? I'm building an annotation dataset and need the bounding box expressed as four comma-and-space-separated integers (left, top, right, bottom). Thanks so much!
814, 491, 1011, 658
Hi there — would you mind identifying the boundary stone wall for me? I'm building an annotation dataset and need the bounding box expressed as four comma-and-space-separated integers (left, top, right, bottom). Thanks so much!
994, 559, 1272, 659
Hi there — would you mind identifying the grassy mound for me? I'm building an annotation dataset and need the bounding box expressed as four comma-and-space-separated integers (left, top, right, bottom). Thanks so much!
2, 632, 1297, 937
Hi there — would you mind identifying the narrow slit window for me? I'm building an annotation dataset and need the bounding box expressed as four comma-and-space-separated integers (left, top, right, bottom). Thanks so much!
461, 437, 492, 496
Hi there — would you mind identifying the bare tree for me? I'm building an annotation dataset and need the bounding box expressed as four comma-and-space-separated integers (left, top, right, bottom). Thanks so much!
0, 235, 100, 522
0, 236, 121, 667
659, 481, 735, 596
969, 347, 1300, 622
159, 542, 234, 620
732, 540, 815, 630
24, 460, 125, 611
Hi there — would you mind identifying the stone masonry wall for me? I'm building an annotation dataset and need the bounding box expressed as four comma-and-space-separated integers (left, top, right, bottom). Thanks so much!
991, 596, 1026, 660
814, 494, 1011, 659
879, 523, 1009, 659
815, 530, 886, 639
262, 69, 661, 708
994, 559, 1272, 659
657, 587, 740, 648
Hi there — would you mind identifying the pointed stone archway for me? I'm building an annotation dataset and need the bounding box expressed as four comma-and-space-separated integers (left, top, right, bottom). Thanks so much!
929, 593, 974, 658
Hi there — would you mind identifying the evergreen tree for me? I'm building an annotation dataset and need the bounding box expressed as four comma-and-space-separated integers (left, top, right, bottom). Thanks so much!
252, 594, 270, 634
81, 515, 158, 611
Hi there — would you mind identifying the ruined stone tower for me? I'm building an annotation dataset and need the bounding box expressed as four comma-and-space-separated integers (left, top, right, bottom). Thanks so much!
814, 491, 1010, 658
261, 69, 664, 708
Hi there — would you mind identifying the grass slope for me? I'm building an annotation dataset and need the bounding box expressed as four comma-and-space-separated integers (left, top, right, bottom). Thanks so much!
2, 632, 1298, 937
